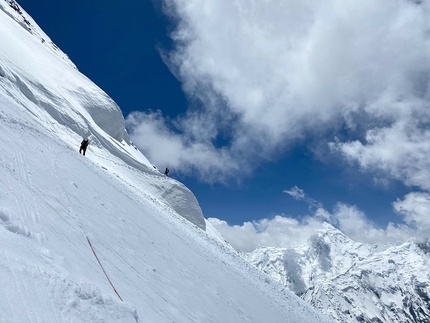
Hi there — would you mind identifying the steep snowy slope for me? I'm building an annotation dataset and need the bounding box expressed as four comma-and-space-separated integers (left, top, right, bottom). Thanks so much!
245, 224, 430, 323
0, 1, 333, 322
0, 0, 205, 230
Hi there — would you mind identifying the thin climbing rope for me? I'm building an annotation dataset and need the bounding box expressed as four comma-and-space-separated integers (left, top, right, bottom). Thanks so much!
86, 236, 123, 302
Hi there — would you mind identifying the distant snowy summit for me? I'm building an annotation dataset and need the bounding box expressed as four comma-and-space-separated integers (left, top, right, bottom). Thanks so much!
244, 223, 430, 323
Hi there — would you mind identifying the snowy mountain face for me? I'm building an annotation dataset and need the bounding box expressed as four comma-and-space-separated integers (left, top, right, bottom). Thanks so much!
0, 1, 333, 322
244, 223, 430, 323
0, 0, 205, 231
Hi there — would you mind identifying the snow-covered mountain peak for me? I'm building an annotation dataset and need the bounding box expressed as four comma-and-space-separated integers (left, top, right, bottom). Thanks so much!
246, 223, 372, 295
245, 223, 430, 322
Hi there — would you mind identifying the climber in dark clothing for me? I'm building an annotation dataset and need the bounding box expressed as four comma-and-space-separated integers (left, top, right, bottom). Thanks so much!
164, 167, 169, 176
79, 139, 89, 156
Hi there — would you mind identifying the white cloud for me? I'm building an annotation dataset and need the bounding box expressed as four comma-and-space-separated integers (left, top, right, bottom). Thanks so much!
330, 115, 430, 191
209, 203, 415, 252
127, 0, 430, 185
126, 0, 430, 249
207, 216, 325, 252
209, 187, 426, 252
126, 110, 239, 182
393, 192, 430, 241
331, 203, 412, 245
284, 186, 322, 208
284, 186, 305, 200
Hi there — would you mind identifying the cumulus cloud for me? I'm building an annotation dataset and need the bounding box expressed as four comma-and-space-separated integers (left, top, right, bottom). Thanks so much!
126, 0, 430, 183
209, 188, 428, 252
331, 203, 412, 245
126, 110, 239, 182
126, 0, 430, 248
393, 192, 430, 241
330, 113, 430, 191
209, 204, 415, 252
207, 215, 326, 252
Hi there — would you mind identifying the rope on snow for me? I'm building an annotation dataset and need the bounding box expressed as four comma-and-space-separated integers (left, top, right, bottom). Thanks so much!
86, 236, 124, 302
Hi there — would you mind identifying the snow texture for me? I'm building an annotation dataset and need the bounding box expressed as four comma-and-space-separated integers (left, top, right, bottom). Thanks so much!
0, 1, 333, 322
245, 223, 430, 323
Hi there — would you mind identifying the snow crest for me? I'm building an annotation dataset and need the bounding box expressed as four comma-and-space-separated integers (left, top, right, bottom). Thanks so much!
245, 223, 430, 323
0, 0, 205, 230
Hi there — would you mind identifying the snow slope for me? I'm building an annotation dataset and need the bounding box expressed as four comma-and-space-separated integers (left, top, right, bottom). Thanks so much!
245, 223, 430, 323
0, 0, 205, 231
0, 1, 333, 322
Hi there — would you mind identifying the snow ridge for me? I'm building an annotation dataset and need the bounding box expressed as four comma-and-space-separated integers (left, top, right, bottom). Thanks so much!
0, 0, 205, 230
0, 0, 76, 68
245, 223, 430, 323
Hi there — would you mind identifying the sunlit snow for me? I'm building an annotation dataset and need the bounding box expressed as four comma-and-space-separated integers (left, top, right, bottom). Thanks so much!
0, 1, 333, 322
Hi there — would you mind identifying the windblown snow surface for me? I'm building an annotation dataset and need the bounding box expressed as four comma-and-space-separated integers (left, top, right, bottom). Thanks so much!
0, 1, 334, 322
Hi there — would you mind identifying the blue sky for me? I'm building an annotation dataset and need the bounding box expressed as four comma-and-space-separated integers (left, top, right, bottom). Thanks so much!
17, 0, 430, 249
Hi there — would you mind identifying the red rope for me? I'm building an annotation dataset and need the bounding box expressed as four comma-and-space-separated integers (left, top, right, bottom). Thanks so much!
86, 236, 123, 301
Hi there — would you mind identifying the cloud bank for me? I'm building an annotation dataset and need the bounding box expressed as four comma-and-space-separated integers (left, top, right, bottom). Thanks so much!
127, 1, 430, 249
209, 188, 429, 252
127, 0, 430, 186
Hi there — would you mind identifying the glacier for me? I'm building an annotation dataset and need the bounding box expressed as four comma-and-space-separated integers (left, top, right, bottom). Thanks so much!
0, 1, 334, 322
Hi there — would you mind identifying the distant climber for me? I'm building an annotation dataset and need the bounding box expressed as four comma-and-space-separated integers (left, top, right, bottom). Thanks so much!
164, 167, 169, 176
79, 138, 89, 156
